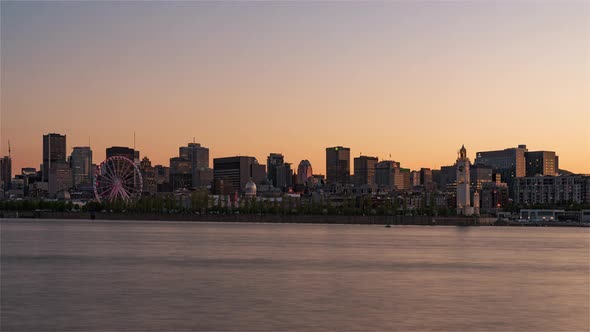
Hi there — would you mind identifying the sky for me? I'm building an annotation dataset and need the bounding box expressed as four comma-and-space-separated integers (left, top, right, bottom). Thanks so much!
1, 1, 589, 174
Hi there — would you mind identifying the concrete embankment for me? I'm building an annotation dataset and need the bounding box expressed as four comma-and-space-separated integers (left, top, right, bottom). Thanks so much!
1, 211, 497, 226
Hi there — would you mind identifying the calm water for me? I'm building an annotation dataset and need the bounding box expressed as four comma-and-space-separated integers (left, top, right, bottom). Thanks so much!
1, 219, 589, 331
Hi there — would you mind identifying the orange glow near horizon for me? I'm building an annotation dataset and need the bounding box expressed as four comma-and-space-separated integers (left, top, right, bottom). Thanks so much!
1, 2, 589, 174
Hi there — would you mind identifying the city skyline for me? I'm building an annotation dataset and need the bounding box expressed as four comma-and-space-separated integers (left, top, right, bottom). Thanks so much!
2, 1, 589, 174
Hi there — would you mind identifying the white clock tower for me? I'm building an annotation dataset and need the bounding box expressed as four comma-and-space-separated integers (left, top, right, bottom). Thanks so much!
456, 145, 472, 215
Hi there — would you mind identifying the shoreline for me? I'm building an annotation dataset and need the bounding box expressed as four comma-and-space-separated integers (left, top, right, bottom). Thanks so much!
1, 211, 588, 227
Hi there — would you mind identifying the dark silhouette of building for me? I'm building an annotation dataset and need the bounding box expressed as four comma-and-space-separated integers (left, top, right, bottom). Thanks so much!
106, 146, 135, 160
170, 157, 192, 190
354, 155, 378, 186
296, 160, 313, 185
42, 133, 66, 182
213, 156, 266, 194
70, 147, 93, 188
420, 168, 434, 191
326, 146, 350, 184
0, 156, 11, 193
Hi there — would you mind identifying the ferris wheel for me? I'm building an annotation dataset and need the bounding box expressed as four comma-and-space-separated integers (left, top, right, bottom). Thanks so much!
94, 156, 143, 203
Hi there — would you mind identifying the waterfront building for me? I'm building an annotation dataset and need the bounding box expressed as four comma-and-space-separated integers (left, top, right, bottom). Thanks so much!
213, 156, 266, 194
513, 175, 590, 205
296, 160, 313, 185
267, 153, 284, 187
326, 146, 350, 184
42, 133, 67, 182
106, 146, 135, 160
524, 151, 558, 176
154, 165, 171, 192
70, 147, 93, 188
353, 155, 378, 186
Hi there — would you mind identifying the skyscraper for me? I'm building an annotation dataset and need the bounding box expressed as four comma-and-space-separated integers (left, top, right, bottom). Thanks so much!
353, 156, 378, 186
169, 157, 192, 190
267, 153, 284, 187
0, 156, 12, 193
326, 146, 350, 184
70, 146, 93, 188
179, 142, 211, 188
42, 133, 67, 182
419, 168, 433, 191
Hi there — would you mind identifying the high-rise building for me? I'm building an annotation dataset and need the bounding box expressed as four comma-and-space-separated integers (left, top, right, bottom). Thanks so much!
470, 163, 493, 190
353, 156, 378, 186
474, 144, 528, 188
296, 160, 313, 185
139, 157, 157, 194
375, 160, 399, 191
170, 157, 192, 190
178, 142, 211, 189
48, 162, 73, 195
0, 156, 12, 192
42, 133, 67, 182
267, 153, 284, 187
180, 143, 209, 169
70, 147, 93, 188
456, 145, 472, 215
410, 171, 420, 187
326, 146, 350, 184
420, 168, 433, 191
154, 165, 171, 192
213, 156, 266, 194
525, 151, 558, 176
106, 146, 135, 160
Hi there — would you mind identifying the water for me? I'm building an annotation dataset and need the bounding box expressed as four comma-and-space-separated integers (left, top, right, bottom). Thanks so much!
1, 219, 589, 331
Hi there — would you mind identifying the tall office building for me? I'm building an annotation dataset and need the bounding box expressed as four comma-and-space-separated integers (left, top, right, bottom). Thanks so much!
296, 160, 313, 185
470, 163, 493, 190
267, 153, 284, 187
0, 156, 12, 192
420, 168, 433, 191
180, 143, 209, 169
353, 156, 378, 186
170, 157, 192, 190
213, 156, 266, 194
474, 145, 527, 188
139, 157, 157, 194
524, 151, 558, 176
48, 162, 73, 195
179, 142, 211, 188
42, 133, 67, 182
106, 146, 135, 160
70, 147, 93, 188
375, 160, 400, 190
326, 146, 350, 184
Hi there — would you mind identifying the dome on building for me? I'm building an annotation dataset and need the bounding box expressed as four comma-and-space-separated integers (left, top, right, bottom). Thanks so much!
245, 180, 257, 197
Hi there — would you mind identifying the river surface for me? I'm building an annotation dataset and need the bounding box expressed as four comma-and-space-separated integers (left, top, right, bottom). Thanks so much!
1, 219, 589, 331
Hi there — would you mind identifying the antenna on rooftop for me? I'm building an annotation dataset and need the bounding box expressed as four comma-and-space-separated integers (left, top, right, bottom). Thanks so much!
193, 137, 195, 143
8, 140, 11, 157
133, 131, 136, 150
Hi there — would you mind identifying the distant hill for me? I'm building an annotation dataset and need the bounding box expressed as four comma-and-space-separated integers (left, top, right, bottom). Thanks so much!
558, 169, 575, 176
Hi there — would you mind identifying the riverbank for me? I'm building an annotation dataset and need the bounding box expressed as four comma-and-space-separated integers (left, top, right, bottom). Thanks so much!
2, 211, 588, 227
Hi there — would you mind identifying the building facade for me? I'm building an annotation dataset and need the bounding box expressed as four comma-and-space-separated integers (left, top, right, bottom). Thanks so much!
353, 156, 378, 186
70, 147, 93, 188
42, 133, 67, 182
525, 151, 558, 177
106, 146, 135, 160
456, 145, 472, 215
326, 146, 350, 184
296, 160, 313, 185
513, 175, 590, 205
213, 156, 266, 194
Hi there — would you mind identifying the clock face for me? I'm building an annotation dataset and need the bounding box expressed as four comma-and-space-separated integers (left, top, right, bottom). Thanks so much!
458, 165, 464, 172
